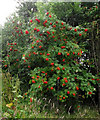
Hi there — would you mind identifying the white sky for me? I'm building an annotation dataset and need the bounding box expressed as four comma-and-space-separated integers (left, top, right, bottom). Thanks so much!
0, 0, 18, 26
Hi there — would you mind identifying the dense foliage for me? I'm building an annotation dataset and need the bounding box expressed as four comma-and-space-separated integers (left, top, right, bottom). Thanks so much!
2, 1, 100, 118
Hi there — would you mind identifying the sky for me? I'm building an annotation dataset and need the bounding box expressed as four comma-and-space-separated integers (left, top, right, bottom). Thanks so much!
0, 0, 18, 26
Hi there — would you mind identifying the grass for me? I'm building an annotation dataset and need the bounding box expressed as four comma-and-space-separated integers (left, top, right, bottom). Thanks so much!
2, 98, 100, 119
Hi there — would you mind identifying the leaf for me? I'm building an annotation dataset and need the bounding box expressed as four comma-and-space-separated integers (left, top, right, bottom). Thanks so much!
6, 103, 13, 108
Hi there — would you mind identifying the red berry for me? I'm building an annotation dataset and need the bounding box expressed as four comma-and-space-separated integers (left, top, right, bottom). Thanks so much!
45, 73, 47, 75
29, 54, 31, 57
46, 12, 49, 15
62, 59, 65, 62
47, 31, 50, 34
45, 20, 47, 23
76, 86, 79, 90
16, 31, 19, 33
88, 92, 92, 95
57, 67, 60, 70
38, 86, 41, 88
51, 63, 54, 66
57, 77, 60, 80
85, 29, 88, 32
62, 67, 65, 70
61, 46, 65, 49
58, 52, 61, 55
39, 34, 43, 36
36, 40, 39, 43
64, 77, 67, 80
5, 65, 7, 67
51, 87, 53, 90
63, 97, 65, 99
42, 71, 45, 73
62, 83, 66, 86
67, 91, 70, 94
40, 53, 42, 55
67, 53, 69, 56
74, 29, 77, 32
47, 53, 50, 56
73, 52, 75, 55
73, 93, 75, 96
34, 28, 37, 31
44, 81, 48, 84
37, 29, 40, 32
53, 25, 56, 28
70, 27, 72, 30
49, 15, 51, 18
25, 30, 29, 34
39, 46, 42, 48
16, 59, 19, 61
32, 77, 35, 79
61, 22, 64, 25
25, 93, 27, 95
46, 58, 49, 61
33, 52, 36, 55
32, 80, 35, 83
30, 20, 33, 22
75, 77, 77, 79
30, 98, 32, 102
37, 76, 39, 78
52, 36, 55, 38
47, 88, 49, 90
56, 21, 58, 24
28, 66, 31, 68
65, 80, 68, 83
50, 23, 52, 25
21, 30, 23, 34
79, 33, 82, 36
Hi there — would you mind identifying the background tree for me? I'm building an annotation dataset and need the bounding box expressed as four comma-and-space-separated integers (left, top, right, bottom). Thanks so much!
16, 0, 37, 23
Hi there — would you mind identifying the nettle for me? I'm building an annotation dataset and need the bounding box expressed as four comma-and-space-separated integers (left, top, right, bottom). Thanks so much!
21, 12, 99, 103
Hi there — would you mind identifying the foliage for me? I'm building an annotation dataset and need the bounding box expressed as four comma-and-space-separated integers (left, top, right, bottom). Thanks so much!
16, 1, 37, 23
2, 14, 33, 93
48, 2, 99, 26
2, 2, 100, 118
2, 72, 20, 104
20, 12, 99, 105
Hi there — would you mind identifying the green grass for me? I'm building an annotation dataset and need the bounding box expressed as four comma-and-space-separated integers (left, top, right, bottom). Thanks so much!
2, 100, 100, 119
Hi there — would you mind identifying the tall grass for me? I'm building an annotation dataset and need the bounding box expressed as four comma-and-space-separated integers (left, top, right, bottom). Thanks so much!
2, 72, 20, 114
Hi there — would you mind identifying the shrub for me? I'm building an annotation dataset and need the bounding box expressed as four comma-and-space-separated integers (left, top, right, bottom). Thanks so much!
22, 12, 98, 105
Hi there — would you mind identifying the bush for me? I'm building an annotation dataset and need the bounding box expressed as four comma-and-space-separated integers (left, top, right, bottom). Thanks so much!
20, 12, 98, 107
